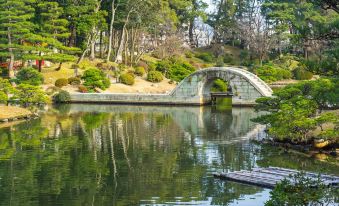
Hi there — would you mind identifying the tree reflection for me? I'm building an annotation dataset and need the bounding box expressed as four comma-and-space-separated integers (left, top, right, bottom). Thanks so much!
1, 105, 329, 205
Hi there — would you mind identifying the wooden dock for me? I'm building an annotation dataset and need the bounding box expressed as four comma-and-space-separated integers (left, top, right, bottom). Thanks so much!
213, 167, 339, 189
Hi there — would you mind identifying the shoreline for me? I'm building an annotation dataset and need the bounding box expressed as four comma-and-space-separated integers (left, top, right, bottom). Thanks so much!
0, 106, 37, 123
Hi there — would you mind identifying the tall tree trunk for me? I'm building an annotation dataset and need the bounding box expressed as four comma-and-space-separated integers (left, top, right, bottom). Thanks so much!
90, 34, 96, 60
7, 28, 15, 78
189, 19, 195, 47
115, 10, 132, 63
99, 31, 103, 58
106, 0, 117, 62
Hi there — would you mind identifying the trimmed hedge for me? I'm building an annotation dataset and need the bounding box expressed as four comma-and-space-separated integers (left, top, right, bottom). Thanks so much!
120, 73, 135, 85
55, 78, 69, 88
147, 71, 163, 83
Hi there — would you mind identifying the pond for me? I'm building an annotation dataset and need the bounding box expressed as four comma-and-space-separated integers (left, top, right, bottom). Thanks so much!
0, 104, 338, 206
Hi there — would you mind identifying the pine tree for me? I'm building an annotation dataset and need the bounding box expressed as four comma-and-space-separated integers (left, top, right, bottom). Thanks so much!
25, 0, 79, 72
0, 0, 36, 78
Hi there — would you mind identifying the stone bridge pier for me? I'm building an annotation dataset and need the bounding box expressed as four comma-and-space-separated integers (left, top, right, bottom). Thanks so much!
69, 67, 273, 106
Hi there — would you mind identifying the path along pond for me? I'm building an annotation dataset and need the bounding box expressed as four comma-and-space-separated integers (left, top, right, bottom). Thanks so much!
0, 104, 338, 206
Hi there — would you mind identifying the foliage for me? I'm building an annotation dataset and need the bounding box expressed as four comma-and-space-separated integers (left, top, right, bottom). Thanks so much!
82, 68, 111, 90
53, 91, 71, 103
156, 58, 196, 82
254, 64, 292, 83
12, 84, 48, 106
211, 79, 228, 92
120, 73, 135, 85
215, 57, 225, 67
147, 71, 163, 83
195, 52, 215, 63
55, 78, 69, 88
16, 68, 44, 86
265, 172, 338, 206
254, 78, 339, 143
78, 85, 88, 93
0, 91, 8, 104
293, 67, 313, 80
68, 77, 81, 85
0, 78, 15, 96
134, 67, 146, 76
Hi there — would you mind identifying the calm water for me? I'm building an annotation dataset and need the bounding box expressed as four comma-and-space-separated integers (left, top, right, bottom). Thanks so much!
0, 104, 338, 206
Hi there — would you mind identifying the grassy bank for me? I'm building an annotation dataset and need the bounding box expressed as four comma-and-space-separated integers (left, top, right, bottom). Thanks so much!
0, 106, 32, 121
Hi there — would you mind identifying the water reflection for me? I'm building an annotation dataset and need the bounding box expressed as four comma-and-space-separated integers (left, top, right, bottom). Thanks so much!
0, 104, 337, 206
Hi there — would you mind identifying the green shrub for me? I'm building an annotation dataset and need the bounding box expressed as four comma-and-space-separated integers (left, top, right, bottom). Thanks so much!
13, 84, 48, 106
0, 67, 9, 77
293, 67, 313, 80
185, 51, 194, 58
55, 78, 69, 88
120, 73, 135, 85
68, 77, 81, 85
147, 71, 163, 83
82, 68, 111, 90
215, 57, 225, 67
156, 57, 196, 82
0, 91, 8, 104
265, 172, 337, 206
78, 85, 88, 93
195, 52, 214, 63
134, 66, 145, 76
254, 64, 292, 83
53, 91, 71, 103
148, 62, 157, 71
223, 54, 234, 64
16, 67, 44, 86
211, 79, 228, 92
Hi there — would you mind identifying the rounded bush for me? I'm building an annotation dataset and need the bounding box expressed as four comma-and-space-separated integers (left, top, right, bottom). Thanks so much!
55, 78, 69, 88
120, 73, 135, 85
293, 67, 313, 80
82, 68, 111, 90
16, 67, 44, 86
68, 77, 81, 85
134, 66, 145, 76
78, 85, 88, 93
53, 91, 71, 103
147, 71, 163, 83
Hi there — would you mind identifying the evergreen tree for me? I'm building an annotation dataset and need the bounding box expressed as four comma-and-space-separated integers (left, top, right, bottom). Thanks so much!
25, 0, 79, 72
0, 0, 36, 78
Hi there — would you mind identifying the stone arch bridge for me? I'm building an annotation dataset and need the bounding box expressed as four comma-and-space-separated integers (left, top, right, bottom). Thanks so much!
70, 67, 273, 106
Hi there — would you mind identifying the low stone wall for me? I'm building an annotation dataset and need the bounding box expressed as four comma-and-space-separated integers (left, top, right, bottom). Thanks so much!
69, 93, 256, 106
70, 93, 204, 105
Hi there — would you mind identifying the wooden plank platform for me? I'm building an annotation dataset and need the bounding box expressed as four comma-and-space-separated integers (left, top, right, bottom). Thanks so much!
213, 167, 339, 189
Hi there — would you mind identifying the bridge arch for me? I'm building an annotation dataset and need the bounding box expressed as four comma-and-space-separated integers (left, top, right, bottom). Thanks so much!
170, 67, 273, 105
